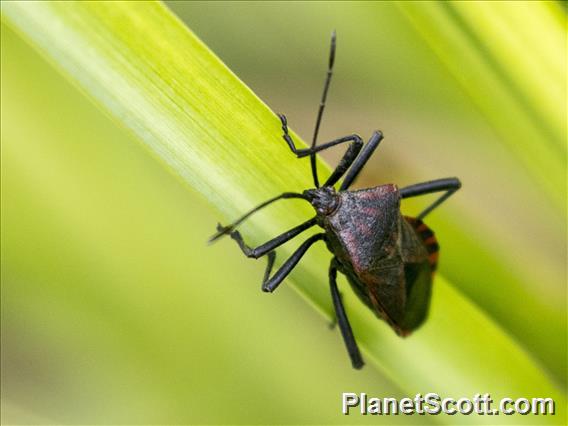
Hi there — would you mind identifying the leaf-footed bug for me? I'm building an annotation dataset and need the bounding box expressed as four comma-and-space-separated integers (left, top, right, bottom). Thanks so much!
210, 31, 461, 369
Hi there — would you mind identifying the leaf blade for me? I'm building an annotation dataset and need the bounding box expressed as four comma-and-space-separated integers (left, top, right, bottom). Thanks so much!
2, 2, 565, 423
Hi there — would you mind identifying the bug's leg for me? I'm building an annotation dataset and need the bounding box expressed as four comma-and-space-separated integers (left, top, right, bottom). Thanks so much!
322, 141, 363, 188
324, 131, 385, 187
339, 130, 384, 190
255, 233, 325, 293
278, 114, 365, 188
329, 259, 364, 369
327, 290, 343, 329
262, 251, 277, 285
399, 177, 462, 219
209, 192, 309, 242
278, 114, 363, 159
229, 217, 317, 259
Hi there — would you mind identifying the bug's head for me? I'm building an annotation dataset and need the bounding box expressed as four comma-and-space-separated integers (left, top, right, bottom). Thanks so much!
303, 187, 340, 216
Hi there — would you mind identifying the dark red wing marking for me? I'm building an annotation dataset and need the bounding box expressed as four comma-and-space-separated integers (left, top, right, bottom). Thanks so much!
404, 216, 439, 271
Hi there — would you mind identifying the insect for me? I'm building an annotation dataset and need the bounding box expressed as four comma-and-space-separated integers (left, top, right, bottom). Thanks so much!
210, 31, 461, 369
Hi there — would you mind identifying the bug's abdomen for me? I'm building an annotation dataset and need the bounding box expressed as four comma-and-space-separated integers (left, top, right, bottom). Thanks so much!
403, 216, 439, 272
396, 217, 439, 331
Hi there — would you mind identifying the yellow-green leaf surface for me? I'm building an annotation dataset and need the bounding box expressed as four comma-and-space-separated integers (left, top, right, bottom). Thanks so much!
399, 2, 565, 208
1, 1, 566, 424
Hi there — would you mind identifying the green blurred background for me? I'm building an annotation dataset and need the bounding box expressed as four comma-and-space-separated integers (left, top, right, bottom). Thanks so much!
1, 1, 566, 424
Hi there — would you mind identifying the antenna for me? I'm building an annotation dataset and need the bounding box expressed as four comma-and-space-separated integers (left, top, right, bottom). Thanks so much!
310, 30, 336, 188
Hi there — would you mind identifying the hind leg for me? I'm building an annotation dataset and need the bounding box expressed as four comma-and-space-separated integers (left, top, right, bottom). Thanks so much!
400, 177, 461, 219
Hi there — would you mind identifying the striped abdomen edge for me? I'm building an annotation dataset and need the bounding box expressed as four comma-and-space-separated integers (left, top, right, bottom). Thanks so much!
404, 216, 439, 271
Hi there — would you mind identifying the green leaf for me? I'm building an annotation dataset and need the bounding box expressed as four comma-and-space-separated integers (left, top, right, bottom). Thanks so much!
398, 1, 566, 210
2, 1, 566, 423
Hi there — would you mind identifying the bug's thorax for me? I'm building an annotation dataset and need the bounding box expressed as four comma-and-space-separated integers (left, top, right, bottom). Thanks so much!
303, 186, 341, 217
319, 184, 402, 272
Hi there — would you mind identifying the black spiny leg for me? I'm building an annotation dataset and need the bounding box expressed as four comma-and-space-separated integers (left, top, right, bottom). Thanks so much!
228, 217, 317, 259
399, 177, 461, 219
330, 259, 364, 369
231, 231, 325, 293
328, 290, 343, 329
277, 116, 385, 191
323, 142, 363, 188
278, 114, 363, 159
339, 130, 384, 190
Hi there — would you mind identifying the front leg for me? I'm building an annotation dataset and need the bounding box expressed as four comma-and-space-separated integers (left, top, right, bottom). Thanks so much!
227, 217, 316, 259
278, 114, 363, 159
231, 230, 325, 292
338, 130, 383, 190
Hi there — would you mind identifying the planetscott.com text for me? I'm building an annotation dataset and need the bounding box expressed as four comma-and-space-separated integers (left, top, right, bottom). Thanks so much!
342, 392, 555, 416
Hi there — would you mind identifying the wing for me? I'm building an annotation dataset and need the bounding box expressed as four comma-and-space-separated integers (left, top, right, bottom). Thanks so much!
325, 185, 406, 330
398, 217, 438, 331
